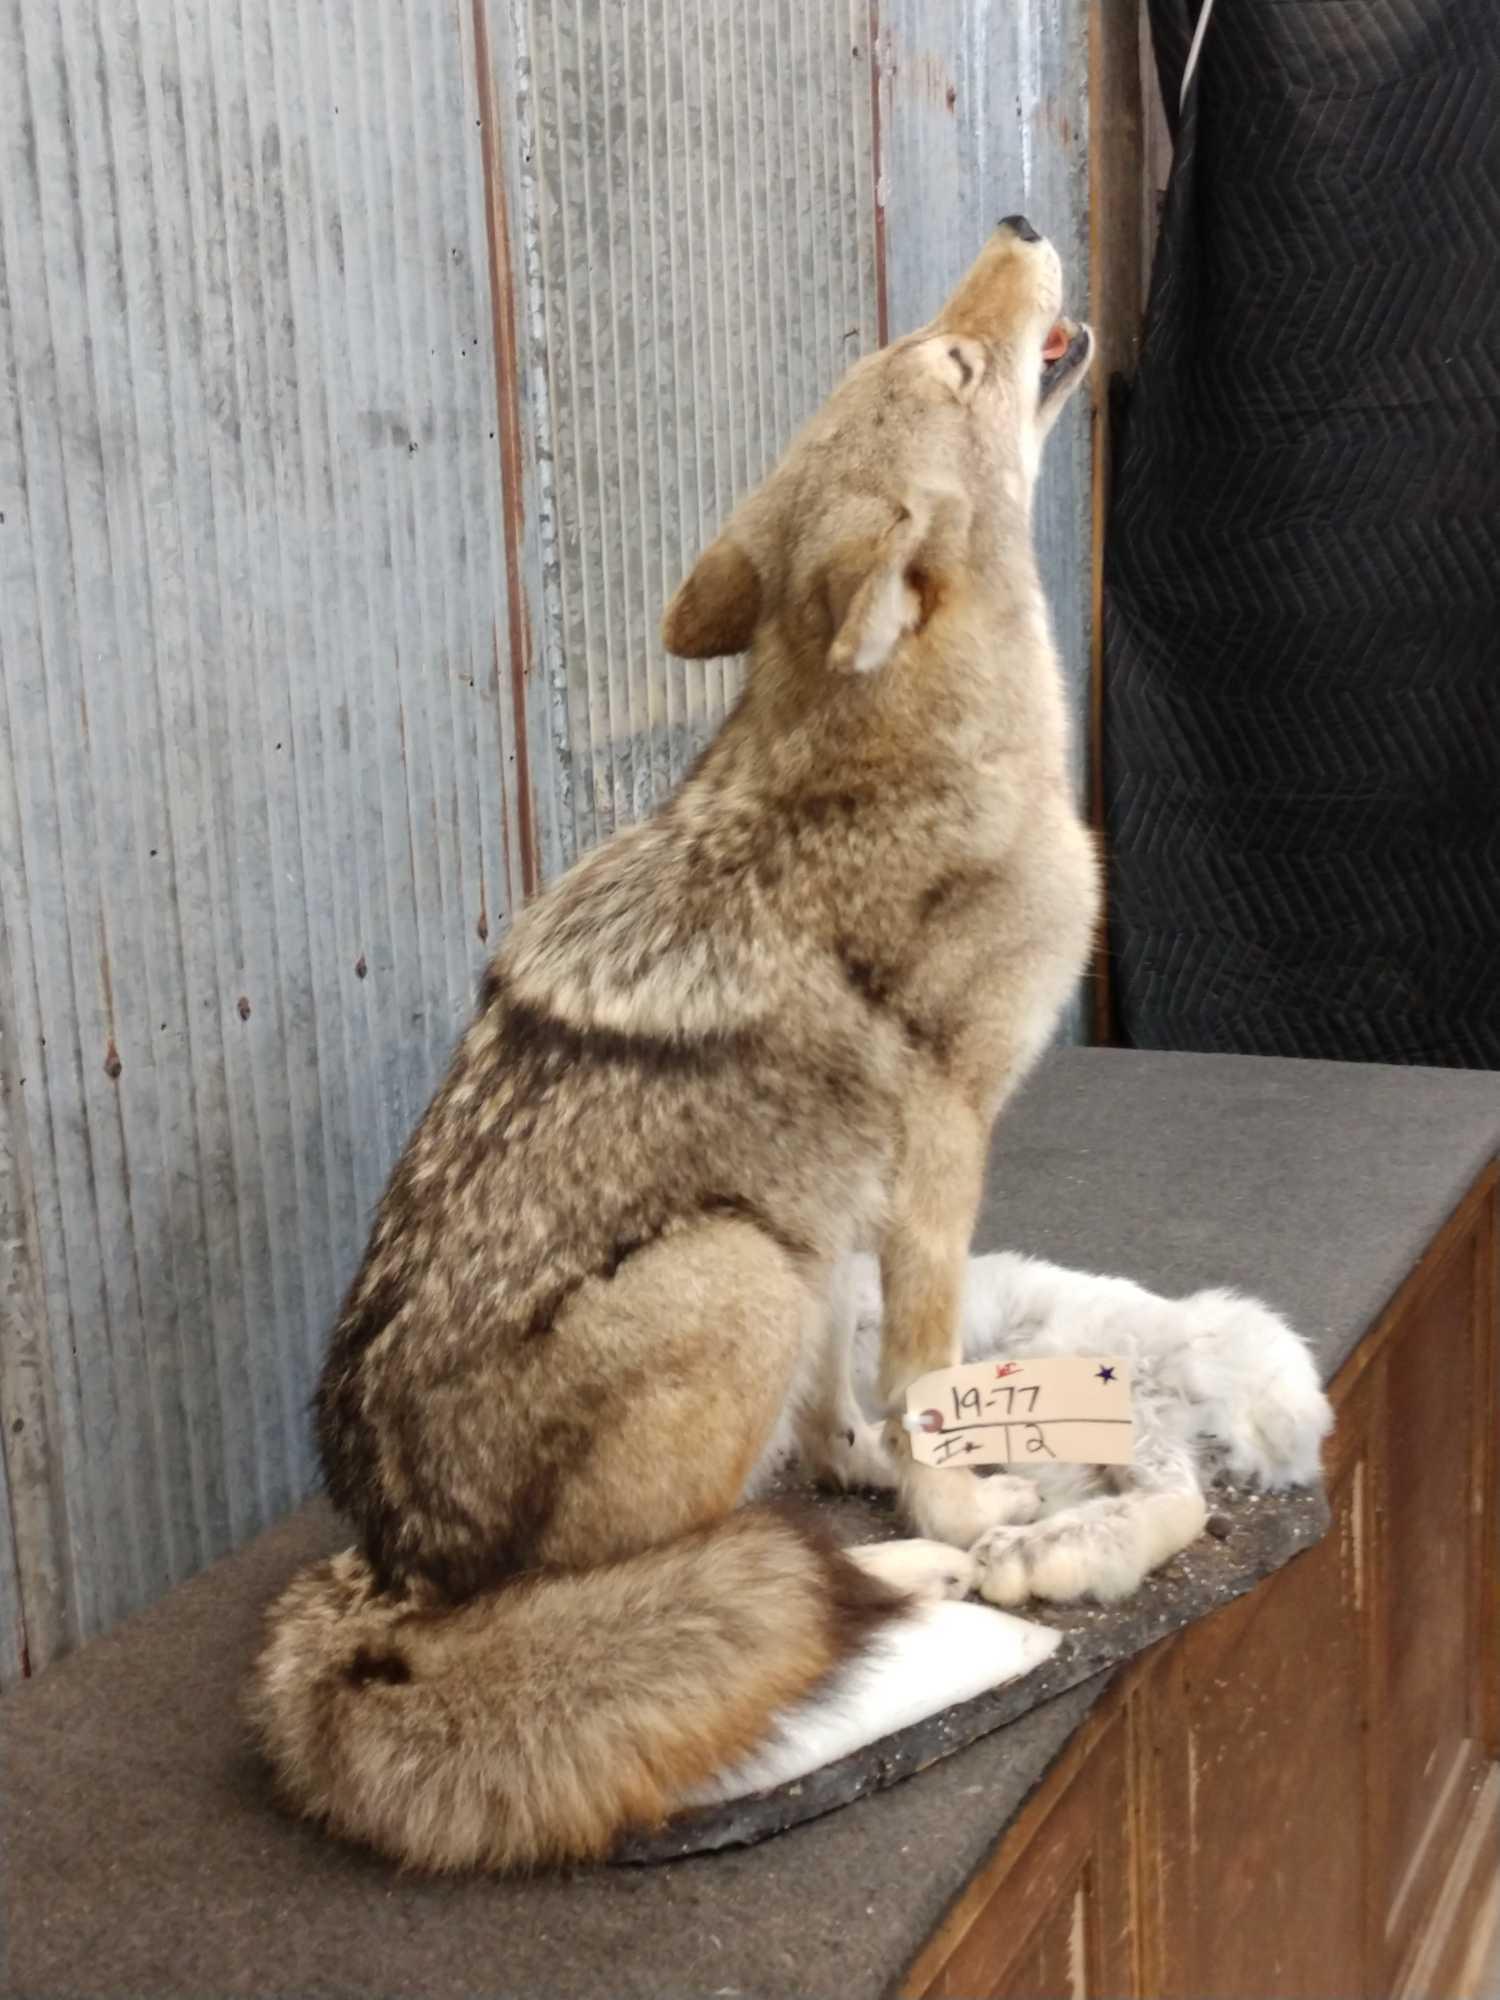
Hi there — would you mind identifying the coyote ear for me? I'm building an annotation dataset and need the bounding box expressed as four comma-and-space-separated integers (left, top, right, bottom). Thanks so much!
662, 534, 761, 658
829, 499, 957, 675
827, 492, 971, 675
827, 536, 923, 675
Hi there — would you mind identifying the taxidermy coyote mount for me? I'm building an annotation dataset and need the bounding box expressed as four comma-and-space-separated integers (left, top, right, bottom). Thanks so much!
251, 217, 1102, 1870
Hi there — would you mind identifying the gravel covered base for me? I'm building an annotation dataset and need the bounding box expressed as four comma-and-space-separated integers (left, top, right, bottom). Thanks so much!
615, 1469, 1329, 1862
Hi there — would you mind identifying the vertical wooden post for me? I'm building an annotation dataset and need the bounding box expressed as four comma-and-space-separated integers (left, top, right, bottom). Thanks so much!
1086, 1, 1155, 1044
472, 0, 542, 904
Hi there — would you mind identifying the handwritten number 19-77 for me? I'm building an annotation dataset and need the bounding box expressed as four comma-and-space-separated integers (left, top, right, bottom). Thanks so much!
953, 1383, 1040, 1421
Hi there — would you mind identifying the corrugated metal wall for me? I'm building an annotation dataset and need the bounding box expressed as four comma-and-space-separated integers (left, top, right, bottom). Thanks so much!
881, 0, 1089, 750
0, 0, 1091, 1683
514, 0, 881, 861
0, 0, 527, 1675
880, 0, 1091, 1034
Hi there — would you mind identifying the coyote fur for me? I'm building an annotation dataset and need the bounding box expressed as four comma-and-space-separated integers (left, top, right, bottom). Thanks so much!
249, 219, 1100, 1870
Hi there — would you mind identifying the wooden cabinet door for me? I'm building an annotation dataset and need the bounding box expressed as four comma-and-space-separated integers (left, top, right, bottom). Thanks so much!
1377, 1202, 1499, 1986
1136, 1363, 1378, 2000
910, 1707, 1136, 1999
906, 1172, 1498, 2000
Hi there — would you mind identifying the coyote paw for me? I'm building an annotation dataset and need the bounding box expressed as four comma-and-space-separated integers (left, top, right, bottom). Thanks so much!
974, 1491, 1206, 1606
812, 1419, 901, 1493
974, 1521, 1113, 1606
849, 1537, 977, 1603
903, 1462, 1042, 1548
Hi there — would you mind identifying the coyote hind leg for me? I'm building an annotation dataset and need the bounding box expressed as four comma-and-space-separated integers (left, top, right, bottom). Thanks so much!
794, 1260, 901, 1495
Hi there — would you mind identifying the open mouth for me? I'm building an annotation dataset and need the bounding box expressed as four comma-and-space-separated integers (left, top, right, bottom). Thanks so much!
1040, 318, 1090, 403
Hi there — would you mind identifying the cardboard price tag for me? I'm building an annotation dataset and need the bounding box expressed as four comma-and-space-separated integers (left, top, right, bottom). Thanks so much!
904, 1356, 1134, 1468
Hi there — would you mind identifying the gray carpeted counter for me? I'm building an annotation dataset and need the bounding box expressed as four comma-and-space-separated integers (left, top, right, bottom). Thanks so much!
7, 1049, 1500, 1999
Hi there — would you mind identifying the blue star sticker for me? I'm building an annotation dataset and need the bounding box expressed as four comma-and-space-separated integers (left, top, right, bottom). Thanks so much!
1095, 1364, 1117, 1384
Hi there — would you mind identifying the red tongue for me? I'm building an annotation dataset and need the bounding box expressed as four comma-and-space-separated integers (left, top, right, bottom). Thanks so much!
1042, 321, 1071, 363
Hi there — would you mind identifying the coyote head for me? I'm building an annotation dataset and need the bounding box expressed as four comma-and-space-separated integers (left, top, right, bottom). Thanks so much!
662, 216, 1092, 680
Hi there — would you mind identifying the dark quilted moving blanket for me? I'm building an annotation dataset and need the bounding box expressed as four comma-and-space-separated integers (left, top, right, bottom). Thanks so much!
1104, 0, 1500, 1067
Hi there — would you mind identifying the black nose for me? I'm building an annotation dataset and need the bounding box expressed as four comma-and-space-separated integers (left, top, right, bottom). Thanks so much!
999, 213, 1042, 243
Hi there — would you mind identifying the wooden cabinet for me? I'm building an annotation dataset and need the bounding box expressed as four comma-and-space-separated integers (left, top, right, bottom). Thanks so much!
906, 1168, 1499, 2000
1381, 1219, 1496, 1983
1137, 1381, 1373, 2000
918, 1710, 1136, 2000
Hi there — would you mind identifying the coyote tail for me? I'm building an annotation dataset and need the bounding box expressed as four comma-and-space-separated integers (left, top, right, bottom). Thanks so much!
247, 1505, 905, 1872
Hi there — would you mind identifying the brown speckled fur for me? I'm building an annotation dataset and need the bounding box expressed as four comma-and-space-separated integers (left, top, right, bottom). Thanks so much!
248, 222, 1100, 1872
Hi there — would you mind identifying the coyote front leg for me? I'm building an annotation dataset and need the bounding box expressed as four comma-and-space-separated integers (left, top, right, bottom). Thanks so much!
879, 1102, 1039, 1548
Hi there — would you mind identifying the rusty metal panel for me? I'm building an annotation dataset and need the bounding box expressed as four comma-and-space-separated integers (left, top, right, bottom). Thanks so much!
504, 0, 882, 863
0, 900, 74, 1682
0, 1459, 18, 1684
878, 0, 1092, 1040
0, 0, 525, 1670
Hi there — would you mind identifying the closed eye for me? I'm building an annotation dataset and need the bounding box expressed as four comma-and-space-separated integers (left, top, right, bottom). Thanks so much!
908, 333, 986, 403
937, 336, 986, 403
